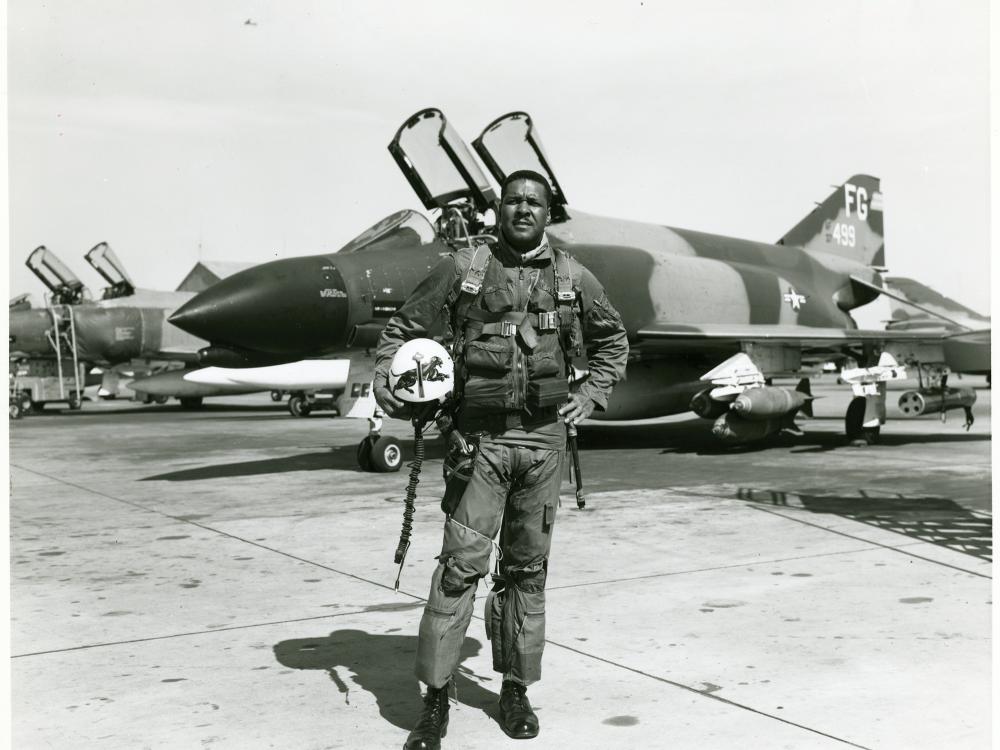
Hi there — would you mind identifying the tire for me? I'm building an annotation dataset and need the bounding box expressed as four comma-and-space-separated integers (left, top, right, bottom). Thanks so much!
845, 397, 880, 445
356, 436, 375, 471
10, 401, 22, 420
20, 396, 33, 415
153, 395, 169, 405
288, 395, 311, 417
370, 435, 403, 472
179, 396, 204, 409
270, 390, 283, 402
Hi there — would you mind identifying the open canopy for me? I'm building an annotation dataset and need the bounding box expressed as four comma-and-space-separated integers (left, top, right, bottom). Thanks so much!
388, 108, 497, 213
473, 111, 567, 219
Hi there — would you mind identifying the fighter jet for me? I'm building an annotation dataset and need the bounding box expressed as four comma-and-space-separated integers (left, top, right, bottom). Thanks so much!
10, 244, 354, 412
8, 244, 207, 407
169, 108, 987, 465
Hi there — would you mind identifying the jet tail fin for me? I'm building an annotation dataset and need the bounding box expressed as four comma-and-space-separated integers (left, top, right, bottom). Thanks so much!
778, 175, 884, 267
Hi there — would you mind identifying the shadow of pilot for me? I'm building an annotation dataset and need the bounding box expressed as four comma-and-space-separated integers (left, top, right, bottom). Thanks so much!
273, 628, 498, 732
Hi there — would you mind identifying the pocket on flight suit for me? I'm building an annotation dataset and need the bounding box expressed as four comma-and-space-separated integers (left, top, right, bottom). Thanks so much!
440, 449, 475, 515
484, 583, 506, 671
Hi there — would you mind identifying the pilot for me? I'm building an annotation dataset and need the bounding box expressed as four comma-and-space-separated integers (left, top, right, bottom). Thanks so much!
374, 169, 628, 748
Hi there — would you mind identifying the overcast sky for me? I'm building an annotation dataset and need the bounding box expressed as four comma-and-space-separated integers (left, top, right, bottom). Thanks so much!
8, 0, 991, 322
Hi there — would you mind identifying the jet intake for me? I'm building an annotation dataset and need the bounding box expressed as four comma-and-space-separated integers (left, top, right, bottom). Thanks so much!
898, 387, 976, 417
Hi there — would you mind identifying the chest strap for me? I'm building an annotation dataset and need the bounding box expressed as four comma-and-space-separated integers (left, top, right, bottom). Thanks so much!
460, 244, 492, 294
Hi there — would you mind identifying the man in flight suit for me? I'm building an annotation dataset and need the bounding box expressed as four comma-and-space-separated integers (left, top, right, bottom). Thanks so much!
374, 170, 628, 749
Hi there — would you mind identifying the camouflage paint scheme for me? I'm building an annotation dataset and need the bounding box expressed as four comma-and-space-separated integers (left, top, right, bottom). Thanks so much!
169, 109, 986, 422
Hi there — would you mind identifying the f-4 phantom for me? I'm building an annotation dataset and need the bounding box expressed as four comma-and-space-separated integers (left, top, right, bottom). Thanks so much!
9, 244, 350, 412
169, 108, 988, 465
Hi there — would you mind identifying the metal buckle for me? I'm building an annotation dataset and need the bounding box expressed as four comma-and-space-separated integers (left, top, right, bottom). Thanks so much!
538, 311, 558, 330
500, 320, 517, 337
461, 280, 482, 294
557, 290, 575, 301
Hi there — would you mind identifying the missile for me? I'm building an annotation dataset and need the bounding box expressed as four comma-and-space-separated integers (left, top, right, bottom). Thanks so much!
712, 411, 802, 443
898, 387, 976, 417
730, 381, 814, 421
183, 360, 350, 390
128, 370, 260, 398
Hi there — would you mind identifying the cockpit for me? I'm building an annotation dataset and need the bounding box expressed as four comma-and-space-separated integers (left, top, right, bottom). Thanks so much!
374, 108, 568, 251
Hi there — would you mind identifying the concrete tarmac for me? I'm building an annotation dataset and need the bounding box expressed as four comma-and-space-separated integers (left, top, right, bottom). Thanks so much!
9, 377, 992, 749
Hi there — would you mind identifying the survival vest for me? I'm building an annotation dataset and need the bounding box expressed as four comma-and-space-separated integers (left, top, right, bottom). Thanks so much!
446, 242, 583, 415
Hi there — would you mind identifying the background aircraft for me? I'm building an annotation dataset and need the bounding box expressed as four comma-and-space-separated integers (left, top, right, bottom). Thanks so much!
169, 108, 988, 467
9, 244, 354, 414
881, 277, 990, 379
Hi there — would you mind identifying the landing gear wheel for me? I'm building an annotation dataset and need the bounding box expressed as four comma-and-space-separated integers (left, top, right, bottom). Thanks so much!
153, 395, 169, 405
20, 396, 33, 415
288, 395, 311, 417
846, 397, 880, 445
67, 392, 83, 410
370, 435, 403, 473
10, 401, 23, 420
356, 435, 375, 471
270, 390, 283, 402
179, 396, 204, 409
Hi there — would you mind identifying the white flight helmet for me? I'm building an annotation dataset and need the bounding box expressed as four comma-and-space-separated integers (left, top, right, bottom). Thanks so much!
388, 338, 455, 403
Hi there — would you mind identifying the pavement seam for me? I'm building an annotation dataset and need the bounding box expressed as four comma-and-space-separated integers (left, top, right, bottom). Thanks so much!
10, 607, 414, 658
544, 544, 901, 592
750, 506, 992, 579
542, 639, 873, 749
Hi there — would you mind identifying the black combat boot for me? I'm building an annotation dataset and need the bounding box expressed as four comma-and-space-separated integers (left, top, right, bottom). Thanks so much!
403, 682, 450, 750
498, 679, 539, 739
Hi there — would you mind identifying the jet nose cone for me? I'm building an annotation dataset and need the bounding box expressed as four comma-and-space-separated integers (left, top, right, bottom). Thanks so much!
169, 255, 350, 356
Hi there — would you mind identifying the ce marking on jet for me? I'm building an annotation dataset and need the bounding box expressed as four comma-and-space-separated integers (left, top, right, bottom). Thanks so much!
783, 288, 807, 311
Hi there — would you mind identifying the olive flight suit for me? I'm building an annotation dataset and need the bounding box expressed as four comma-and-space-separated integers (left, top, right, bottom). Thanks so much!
374, 234, 628, 687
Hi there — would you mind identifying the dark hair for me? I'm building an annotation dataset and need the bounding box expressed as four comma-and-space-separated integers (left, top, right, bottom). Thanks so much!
501, 169, 552, 207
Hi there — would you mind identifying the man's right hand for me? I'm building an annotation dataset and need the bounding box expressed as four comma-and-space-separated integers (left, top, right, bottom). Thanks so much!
373, 384, 407, 418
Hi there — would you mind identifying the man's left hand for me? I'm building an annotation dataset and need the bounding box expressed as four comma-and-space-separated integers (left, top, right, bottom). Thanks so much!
559, 392, 594, 425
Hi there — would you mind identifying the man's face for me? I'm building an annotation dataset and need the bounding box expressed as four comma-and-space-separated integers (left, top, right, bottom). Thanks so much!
499, 178, 549, 251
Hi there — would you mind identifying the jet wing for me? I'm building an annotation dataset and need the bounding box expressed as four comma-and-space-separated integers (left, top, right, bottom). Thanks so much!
635, 323, 955, 345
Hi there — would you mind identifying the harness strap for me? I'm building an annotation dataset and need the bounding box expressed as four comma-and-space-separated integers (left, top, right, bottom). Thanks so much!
460, 244, 492, 295
553, 248, 581, 356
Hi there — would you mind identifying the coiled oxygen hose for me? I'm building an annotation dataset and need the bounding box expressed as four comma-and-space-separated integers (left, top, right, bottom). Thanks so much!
393, 404, 438, 591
